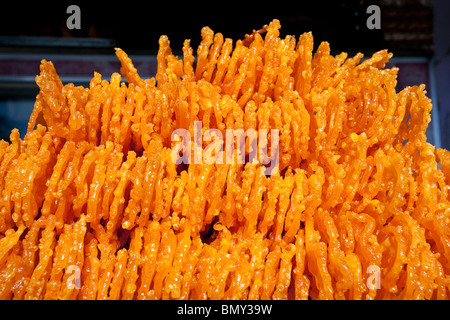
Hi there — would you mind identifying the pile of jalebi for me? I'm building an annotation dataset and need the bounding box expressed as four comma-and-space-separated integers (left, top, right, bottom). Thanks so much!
0, 19, 449, 300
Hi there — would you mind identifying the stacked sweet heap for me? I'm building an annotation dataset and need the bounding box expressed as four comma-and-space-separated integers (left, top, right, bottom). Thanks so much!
0, 20, 449, 299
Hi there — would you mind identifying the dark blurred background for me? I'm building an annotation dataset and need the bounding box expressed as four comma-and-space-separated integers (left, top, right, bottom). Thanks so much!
0, 0, 448, 149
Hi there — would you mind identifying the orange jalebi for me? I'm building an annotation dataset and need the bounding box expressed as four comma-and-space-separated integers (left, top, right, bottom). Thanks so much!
0, 19, 449, 300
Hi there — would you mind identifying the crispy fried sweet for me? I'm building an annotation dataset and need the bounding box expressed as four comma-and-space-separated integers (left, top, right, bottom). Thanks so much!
0, 19, 449, 300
